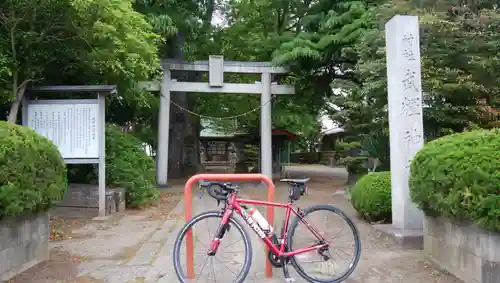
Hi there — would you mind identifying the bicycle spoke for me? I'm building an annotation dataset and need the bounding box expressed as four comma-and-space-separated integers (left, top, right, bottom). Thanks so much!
196, 238, 209, 248
330, 226, 346, 240
173, 212, 250, 282
222, 238, 243, 249
214, 251, 244, 264
207, 220, 212, 244
196, 256, 210, 280
210, 257, 217, 282
214, 254, 238, 276
288, 205, 361, 282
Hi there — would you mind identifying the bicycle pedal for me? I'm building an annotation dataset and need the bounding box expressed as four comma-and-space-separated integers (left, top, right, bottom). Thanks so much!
284, 278, 296, 282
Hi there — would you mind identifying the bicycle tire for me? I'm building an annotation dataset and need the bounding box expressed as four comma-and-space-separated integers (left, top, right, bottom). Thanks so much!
287, 204, 361, 283
172, 210, 253, 282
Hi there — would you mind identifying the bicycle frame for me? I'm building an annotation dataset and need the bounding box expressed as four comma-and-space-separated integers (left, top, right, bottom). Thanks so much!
208, 192, 329, 258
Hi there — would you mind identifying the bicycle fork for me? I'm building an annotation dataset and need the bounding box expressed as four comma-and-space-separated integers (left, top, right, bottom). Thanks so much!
207, 223, 229, 255
281, 257, 295, 282
207, 209, 232, 256
279, 225, 295, 282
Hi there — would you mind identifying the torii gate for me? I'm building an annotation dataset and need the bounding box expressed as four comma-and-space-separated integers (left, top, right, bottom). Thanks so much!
141, 55, 295, 186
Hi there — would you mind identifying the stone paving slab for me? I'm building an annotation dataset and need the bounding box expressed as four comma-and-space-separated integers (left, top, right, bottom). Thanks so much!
126, 242, 162, 266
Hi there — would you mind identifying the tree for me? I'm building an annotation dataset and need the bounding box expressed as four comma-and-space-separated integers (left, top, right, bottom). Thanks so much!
323, 0, 499, 182
130, 0, 331, 175
197, 0, 340, 140
272, 1, 383, 98
0, 0, 74, 121
132, 0, 225, 177
334, 0, 500, 142
0, 0, 161, 123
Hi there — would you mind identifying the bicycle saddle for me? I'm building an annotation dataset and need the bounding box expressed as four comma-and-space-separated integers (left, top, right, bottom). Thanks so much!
279, 178, 310, 184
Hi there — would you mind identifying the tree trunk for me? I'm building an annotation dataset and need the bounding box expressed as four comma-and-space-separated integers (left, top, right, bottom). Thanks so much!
167, 32, 187, 178
166, 0, 215, 177
187, 0, 215, 174
193, 118, 202, 172
7, 81, 28, 123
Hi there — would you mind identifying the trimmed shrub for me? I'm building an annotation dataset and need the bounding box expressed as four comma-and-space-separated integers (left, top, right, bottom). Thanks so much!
350, 171, 391, 222
410, 129, 500, 232
0, 122, 67, 218
103, 124, 159, 207
243, 144, 259, 162
67, 124, 159, 208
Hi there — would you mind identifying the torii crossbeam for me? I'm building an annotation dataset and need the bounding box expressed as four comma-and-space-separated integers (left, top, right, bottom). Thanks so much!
141, 55, 295, 186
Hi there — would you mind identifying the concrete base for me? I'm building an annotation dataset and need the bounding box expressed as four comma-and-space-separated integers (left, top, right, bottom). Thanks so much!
424, 216, 500, 283
0, 212, 49, 281
373, 224, 423, 250
157, 183, 169, 189
52, 184, 126, 218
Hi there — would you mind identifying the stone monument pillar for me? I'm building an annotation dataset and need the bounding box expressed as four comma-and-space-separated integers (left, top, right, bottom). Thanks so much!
375, 15, 425, 249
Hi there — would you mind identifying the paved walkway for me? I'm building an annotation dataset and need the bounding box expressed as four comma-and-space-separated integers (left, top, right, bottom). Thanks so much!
9, 182, 462, 283
282, 165, 348, 181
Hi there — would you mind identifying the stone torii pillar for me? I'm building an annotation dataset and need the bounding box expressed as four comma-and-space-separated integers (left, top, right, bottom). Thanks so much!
157, 68, 171, 187
141, 56, 294, 186
260, 72, 273, 180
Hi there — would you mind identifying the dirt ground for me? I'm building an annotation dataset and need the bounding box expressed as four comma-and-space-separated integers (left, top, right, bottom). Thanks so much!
7, 189, 183, 283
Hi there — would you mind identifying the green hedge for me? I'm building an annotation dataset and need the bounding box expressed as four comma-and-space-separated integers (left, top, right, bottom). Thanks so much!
105, 124, 159, 207
351, 171, 391, 222
410, 129, 500, 232
68, 124, 159, 208
0, 122, 67, 218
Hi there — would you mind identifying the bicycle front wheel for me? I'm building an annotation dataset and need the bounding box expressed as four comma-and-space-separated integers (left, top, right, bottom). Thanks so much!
172, 210, 253, 282
287, 204, 361, 283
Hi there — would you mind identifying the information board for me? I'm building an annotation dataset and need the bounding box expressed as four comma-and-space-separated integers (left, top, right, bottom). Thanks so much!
26, 102, 99, 159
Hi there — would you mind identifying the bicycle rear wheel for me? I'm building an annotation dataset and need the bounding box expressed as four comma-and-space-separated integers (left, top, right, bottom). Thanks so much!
173, 210, 253, 282
287, 204, 361, 283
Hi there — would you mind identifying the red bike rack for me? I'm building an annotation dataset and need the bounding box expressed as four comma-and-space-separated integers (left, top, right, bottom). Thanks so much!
184, 173, 275, 279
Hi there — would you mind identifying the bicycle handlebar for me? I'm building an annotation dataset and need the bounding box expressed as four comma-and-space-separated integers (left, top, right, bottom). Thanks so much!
208, 182, 229, 200
200, 181, 235, 201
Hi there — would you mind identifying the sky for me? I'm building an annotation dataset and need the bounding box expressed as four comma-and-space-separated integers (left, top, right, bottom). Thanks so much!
320, 115, 342, 133
211, 2, 227, 27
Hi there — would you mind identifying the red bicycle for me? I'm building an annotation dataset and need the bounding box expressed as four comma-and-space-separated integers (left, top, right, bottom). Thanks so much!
173, 179, 361, 282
